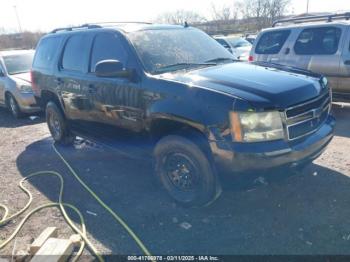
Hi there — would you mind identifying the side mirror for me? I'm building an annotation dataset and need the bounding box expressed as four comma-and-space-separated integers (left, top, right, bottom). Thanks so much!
95, 60, 130, 78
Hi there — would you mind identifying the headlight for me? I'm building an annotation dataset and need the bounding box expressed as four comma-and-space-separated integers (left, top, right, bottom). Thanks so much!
229, 111, 284, 142
18, 84, 33, 93
321, 76, 328, 87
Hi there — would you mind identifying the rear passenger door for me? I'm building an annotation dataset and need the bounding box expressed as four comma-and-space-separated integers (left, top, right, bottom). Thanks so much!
289, 26, 343, 90
85, 32, 144, 132
253, 29, 291, 63
57, 33, 93, 122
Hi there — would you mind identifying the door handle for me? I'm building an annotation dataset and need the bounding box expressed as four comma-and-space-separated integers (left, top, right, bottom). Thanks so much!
344, 60, 350, 65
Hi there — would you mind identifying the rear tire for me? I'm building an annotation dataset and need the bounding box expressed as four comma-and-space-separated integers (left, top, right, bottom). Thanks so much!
7, 94, 23, 119
154, 135, 220, 207
46, 102, 74, 145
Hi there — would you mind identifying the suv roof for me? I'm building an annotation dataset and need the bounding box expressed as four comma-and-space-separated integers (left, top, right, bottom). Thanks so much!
272, 12, 350, 28
49, 22, 188, 34
262, 21, 350, 33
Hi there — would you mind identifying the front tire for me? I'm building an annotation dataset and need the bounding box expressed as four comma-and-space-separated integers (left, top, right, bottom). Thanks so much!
7, 94, 23, 118
46, 102, 74, 145
154, 135, 220, 207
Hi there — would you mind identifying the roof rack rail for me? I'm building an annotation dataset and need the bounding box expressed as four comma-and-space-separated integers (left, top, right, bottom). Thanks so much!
87, 21, 153, 25
51, 24, 102, 33
272, 12, 350, 27
50, 21, 153, 33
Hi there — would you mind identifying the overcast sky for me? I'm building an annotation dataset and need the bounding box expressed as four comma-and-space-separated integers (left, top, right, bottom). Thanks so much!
0, 0, 348, 32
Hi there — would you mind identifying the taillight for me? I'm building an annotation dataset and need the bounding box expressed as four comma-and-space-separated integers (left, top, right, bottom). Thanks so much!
30, 70, 39, 95
248, 55, 254, 62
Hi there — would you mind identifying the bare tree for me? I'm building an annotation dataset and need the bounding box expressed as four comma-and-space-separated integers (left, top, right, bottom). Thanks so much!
155, 9, 207, 25
211, 4, 234, 21
267, 0, 291, 23
0, 31, 44, 50
237, 0, 290, 30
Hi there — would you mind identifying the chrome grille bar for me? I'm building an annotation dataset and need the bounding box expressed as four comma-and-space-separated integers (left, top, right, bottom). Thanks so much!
284, 91, 331, 141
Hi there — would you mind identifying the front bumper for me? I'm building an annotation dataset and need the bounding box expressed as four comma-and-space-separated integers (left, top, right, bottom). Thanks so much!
14, 92, 41, 113
210, 115, 335, 174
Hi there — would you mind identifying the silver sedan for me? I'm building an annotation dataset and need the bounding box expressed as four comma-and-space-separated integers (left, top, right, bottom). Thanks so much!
0, 50, 40, 118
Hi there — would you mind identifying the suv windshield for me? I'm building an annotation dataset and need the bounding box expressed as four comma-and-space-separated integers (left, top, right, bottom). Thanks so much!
3, 53, 34, 75
128, 28, 234, 74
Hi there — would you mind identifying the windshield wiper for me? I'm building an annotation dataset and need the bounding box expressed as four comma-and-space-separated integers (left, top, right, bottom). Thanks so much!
154, 62, 216, 74
205, 57, 237, 64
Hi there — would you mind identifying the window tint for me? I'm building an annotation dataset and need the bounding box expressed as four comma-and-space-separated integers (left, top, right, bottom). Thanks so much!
62, 34, 90, 72
255, 30, 290, 54
294, 27, 341, 55
33, 37, 61, 68
90, 33, 127, 72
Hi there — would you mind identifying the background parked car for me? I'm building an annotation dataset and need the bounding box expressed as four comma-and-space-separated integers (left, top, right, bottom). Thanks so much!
244, 33, 257, 44
249, 13, 350, 102
214, 35, 252, 61
0, 50, 39, 118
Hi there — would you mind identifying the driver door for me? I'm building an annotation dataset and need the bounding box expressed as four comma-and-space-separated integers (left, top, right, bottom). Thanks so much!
84, 32, 144, 134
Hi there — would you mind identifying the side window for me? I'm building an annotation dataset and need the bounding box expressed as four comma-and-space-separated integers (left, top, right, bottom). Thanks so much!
294, 27, 341, 55
255, 30, 290, 54
33, 37, 62, 69
61, 34, 90, 72
90, 33, 127, 72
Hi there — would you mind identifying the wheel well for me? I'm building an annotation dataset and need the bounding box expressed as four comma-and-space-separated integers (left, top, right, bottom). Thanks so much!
41, 90, 64, 113
150, 119, 212, 158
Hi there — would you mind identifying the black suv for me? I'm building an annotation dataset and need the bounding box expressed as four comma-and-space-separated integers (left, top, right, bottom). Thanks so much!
31, 23, 335, 206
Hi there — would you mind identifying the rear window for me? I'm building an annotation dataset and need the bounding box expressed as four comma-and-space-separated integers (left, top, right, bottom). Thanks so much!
255, 30, 291, 54
33, 37, 62, 69
294, 27, 341, 55
61, 34, 90, 72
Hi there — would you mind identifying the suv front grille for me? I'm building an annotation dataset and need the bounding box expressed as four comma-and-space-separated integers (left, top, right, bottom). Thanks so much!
285, 91, 331, 140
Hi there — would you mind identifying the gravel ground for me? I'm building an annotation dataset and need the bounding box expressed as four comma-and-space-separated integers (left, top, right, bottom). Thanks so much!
0, 103, 349, 260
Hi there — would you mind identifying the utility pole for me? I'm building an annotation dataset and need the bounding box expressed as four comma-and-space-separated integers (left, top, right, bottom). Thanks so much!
306, 0, 310, 14
13, 5, 22, 32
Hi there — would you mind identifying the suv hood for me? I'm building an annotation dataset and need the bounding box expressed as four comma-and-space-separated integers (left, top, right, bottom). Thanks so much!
158, 62, 325, 109
10, 72, 31, 84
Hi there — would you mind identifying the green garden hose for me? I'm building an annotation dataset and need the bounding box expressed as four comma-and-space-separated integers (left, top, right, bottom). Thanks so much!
0, 144, 152, 261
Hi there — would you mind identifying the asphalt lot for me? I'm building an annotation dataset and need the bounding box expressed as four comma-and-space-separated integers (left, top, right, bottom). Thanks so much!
0, 103, 349, 259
